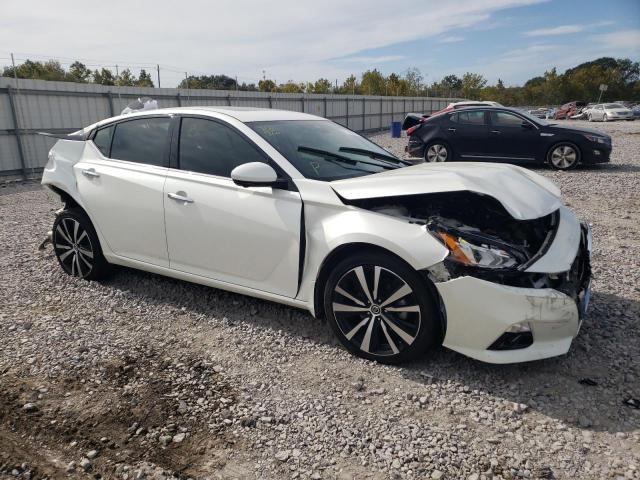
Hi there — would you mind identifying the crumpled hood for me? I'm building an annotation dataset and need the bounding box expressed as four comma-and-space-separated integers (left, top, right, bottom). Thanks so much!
331, 162, 562, 220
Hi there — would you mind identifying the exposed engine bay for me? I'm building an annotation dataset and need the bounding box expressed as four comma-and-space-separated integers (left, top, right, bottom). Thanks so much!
346, 191, 590, 302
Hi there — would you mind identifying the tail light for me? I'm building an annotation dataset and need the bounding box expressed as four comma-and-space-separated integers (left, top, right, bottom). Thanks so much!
406, 125, 420, 136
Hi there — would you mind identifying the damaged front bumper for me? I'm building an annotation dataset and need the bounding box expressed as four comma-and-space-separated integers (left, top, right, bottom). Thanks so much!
429, 220, 592, 364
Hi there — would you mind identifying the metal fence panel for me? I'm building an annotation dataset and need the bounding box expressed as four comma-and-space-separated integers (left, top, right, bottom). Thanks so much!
0, 77, 461, 179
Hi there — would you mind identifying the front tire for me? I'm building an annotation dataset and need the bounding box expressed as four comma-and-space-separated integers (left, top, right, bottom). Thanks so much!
323, 252, 441, 364
588, 114, 593, 122
548, 143, 580, 170
52, 208, 110, 280
424, 141, 451, 162
603, 114, 608, 122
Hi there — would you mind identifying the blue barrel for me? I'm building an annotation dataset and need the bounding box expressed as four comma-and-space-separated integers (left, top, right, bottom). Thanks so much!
391, 121, 402, 138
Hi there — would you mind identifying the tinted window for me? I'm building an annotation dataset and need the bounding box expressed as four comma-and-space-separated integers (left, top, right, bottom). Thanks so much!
457, 111, 486, 125
93, 125, 114, 157
178, 118, 266, 177
111, 118, 170, 166
490, 112, 524, 127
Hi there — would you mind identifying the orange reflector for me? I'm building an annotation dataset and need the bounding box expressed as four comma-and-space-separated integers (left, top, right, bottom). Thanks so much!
437, 232, 471, 265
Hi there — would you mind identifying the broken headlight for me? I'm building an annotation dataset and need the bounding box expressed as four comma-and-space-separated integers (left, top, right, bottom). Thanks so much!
429, 223, 526, 270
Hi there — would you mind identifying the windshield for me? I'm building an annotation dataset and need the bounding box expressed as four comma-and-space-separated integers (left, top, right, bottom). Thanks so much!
604, 103, 625, 109
248, 120, 403, 181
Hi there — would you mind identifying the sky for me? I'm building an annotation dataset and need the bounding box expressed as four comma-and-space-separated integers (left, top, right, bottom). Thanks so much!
1, 0, 639, 88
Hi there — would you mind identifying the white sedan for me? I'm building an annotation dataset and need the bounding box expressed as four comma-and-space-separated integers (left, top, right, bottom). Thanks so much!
42, 107, 591, 364
587, 103, 635, 122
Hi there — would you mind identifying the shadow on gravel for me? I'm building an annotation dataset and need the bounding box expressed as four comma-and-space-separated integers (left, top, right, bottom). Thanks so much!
105, 266, 639, 434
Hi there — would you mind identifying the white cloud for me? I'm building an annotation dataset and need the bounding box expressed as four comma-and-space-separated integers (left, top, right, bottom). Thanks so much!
594, 29, 640, 52
336, 55, 405, 63
524, 21, 614, 37
0, 0, 545, 86
438, 36, 465, 43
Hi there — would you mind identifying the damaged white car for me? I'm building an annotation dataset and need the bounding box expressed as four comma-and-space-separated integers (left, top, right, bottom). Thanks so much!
41, 107, 592, 364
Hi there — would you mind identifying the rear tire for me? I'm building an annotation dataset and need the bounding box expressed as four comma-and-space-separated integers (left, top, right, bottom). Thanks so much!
424, 141, 451, 162
52, 208, 110, 280
323, 252, 441, 364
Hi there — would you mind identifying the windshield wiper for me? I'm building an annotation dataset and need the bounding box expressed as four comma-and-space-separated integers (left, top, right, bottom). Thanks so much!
338, 147, 411, 166
297, 146, 397, 170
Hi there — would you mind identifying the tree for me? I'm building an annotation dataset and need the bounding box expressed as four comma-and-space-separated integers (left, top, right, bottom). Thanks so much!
279, 81, 304, 93
2, 59, 66, 81
93, 68, 116, 85
136, 69, 154, 87
360, 69, 386, 95
66, 62, 92, 83
258, 79, 277, 92
461, 72, 487, 99
312, 78, 332, 94
116, 68, 136, 86
441, 74, 462, 90
339, 74, 359, 95
403, 67, 424, 95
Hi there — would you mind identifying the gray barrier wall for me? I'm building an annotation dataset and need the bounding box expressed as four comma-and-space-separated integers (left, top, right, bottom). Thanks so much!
0, 77, 461, 179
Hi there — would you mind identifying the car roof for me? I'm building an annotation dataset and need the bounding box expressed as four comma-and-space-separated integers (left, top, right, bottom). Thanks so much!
92, 106, 322, 129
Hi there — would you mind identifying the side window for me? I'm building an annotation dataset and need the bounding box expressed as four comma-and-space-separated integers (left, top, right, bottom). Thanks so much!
458, 111, 486, 125
93, 125, 114, 157
178, 118, 266, 177
449, 113, 458, 123
490, 112, 525, 127
110, 117, 170, 166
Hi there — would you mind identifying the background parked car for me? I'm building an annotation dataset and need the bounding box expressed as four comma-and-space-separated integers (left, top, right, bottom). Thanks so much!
632, 104, 640, 119
406, 106, 612, 170
527, 108, 550, 119
554, 101, 587, 119
587, 103, 635, 122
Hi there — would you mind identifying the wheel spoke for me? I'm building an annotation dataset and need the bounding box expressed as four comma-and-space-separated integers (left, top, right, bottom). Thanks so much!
380, 283, 412, 307
73, 220, 79, 243
372, 266, 381, 302
379, 319, 400, 354
59, 249, 74, 261
385, 305, 420, 313
354, 266, 374, 304
71, 254, 76, 276
56, 225, 72, 245
75, 253, 83, 277
345, 316, 371, 340
335, 286, 366, 307
78, 252, 92, 268
62, 220, 74, 244
78, 247, 93, 258
382, 314, 415, 345
77, 230, 88, 243
360, 317, 376, 353
55, 244, 71, 250
333, 303, 369, 312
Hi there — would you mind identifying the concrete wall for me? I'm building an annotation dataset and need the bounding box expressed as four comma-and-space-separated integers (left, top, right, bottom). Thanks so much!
0, 77, 461, 179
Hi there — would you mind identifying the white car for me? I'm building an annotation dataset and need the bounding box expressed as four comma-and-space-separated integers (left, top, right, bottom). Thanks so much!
42, 107, 591, 364
587, 103, 635, 122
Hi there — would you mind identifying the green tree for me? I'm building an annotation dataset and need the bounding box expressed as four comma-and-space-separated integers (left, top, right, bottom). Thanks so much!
136, 69, 154, 87
116, 68, 136, 86
93, 68, 116, 85
339, 74, 359, 94
461, 72, 487, 99
66, 61, 92, 83
312, 78, 332, 94
279, 81, 304, 93
258, 79, 277, 92
403, 67, 424, 95
360, 69, 386, 95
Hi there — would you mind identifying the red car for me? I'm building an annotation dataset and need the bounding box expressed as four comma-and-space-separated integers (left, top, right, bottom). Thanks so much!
554, 101, 587, 120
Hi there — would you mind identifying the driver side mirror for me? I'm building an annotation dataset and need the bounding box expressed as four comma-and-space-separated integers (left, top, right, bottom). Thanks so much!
231, 162, 286, 188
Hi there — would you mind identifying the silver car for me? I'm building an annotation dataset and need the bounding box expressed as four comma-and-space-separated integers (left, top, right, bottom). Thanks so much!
587, 103, 635, 122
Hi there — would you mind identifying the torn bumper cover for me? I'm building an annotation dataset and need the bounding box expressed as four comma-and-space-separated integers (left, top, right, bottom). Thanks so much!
430, 217, 592, 364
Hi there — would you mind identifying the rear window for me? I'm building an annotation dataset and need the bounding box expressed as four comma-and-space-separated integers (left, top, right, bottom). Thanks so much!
92, 125, 114, 157
110, 117, 170, 166
456, 111, 486, 125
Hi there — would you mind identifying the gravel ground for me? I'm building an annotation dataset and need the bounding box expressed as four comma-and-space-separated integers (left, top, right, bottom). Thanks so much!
0, 120, 638, 480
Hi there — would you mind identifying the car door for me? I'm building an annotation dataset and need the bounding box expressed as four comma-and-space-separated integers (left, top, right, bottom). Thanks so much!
593, 105, 604, 121
485, 111, 539, 162
446, 110, 489, 159
163, 116, 302, 298
75, 116, 171, 266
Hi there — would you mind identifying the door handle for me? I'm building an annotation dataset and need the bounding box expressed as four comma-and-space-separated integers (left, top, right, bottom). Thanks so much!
448, 128, 456, 133
81, 168, 100, 178
491, 130, 501, 135
167, 192, 194, 204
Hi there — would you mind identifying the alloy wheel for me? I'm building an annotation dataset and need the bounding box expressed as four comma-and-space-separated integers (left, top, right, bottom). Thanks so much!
603, 114, 608, 122
550, 145, 577, 169
54, 217, 94, 278
331, 265, 421, 357
426, 144, 448, 162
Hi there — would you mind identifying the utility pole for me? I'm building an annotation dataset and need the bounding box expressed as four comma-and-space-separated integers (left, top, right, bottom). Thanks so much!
115, 65, 121, 102
10, 53, 19, 89
157, 65, 161, 88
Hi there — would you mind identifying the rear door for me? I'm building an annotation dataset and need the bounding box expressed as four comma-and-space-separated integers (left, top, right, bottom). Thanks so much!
447, 110, 489, 158
163, 116, 302, 297
75, 116, 171, 266
485, 111, 539, 162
